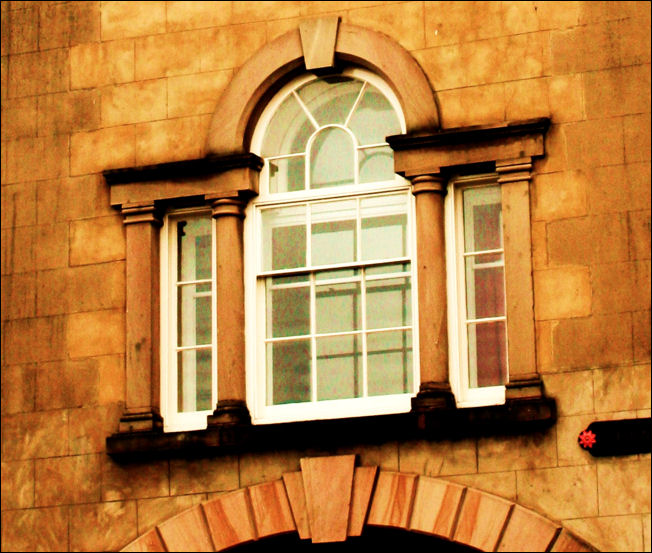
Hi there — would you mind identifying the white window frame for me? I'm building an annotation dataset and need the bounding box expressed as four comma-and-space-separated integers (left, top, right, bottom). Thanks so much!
160, 207, 218, 432
446, 174, 507, 408
246, 68, 419, 425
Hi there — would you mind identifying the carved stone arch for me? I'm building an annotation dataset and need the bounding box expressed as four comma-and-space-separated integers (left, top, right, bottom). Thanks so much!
205, 21, 440, 157
120, 455, 597, 552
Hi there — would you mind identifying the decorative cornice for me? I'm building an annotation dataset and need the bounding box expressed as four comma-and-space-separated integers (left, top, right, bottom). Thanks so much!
387, 118, 551, 152
103, 153, 264, 186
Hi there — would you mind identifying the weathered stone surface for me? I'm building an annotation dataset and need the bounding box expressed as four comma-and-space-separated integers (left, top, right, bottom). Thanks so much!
101, 79, 167, 127
517, 465, 598, 520
35, 454, 101, 506
70, 40, 135, 90
478, 431, 557, 473
551, 313, 633, 370
563, 514, 644, 553
399, 439, 477, 477
70, 501, 138, 552
1, 459, 34, 510
170, 456, 239, 495
69, 216, 125, 266
597, 459, 651, 516
5, 135, 69, 184
533, 266, 592, 320
101, 457, 167, 505
71, 126, 137, 175
66, 309, 125, 359
136, 494, 207, 535
532, 170, 588, 222
7, 48, 68, 98
1, 506, 68, 552
542, 371, 594, 417
100, 1, 166, 41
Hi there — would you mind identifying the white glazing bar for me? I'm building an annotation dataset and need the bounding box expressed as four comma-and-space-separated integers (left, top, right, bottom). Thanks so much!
257, 257, 411, 278
462, 248, 503, 257
177, 278, 212, 286
263, 325, 412, 344
266, 152, 306, 161
465, 315, 507, 324
292, 90, 319, 130
361, 267, 369, 398
176, 344, 212, 351
344, 82, 367, 128
309, 271, 317, 402
357, 142, 390, 150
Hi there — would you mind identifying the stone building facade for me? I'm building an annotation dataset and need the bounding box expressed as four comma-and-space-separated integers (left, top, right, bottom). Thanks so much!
1, 1, 650, 551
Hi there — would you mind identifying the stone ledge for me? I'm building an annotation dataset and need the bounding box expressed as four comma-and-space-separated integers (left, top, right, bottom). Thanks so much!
106, 397, 557, 462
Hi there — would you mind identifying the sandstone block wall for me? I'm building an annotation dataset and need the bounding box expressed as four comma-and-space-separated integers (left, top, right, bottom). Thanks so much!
1, 2, 650, 551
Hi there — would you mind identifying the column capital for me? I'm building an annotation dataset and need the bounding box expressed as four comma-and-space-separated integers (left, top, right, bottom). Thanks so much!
409, 173, 446, 196
121, 202, 163, 226
496, 157, 533, 184
209, 197, 247, 219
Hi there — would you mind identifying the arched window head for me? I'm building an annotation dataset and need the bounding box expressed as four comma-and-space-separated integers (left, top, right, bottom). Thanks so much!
246, 69, 416, 425
254, 69, 404, 196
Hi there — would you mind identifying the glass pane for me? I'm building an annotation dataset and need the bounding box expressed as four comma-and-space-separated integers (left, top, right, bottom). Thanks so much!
367, 330, 412, 396
311, 200, 357, 266
177, 216, 211, 282
316, 268, 359, 281
261, 206, 307, 271
464, 257, 505, 320
267, 339, 311, 405
467, 321, 507, 388
262, 93, 314, 157
361, 195, 408, 261
463, 186, 502, 253
268, 279, 310, 338
316, 282, 361, 334
366, 277, 411, 330
177, 348, 212, 412
297, 76, 362, 126
359, 146, 395, 183
178, 285, 212, 346
366, 263, 410, 276
348, 84, 402, 145
316, 334, 362, 400
268, 156, 305, 193
310, 127, 355, 189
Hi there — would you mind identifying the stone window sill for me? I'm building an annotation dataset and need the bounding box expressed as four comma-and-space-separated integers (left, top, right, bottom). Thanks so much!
106, 397, 556, 462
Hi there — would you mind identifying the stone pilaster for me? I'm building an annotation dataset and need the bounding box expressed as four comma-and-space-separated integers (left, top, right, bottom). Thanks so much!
496, 158, 542, 400
207, 197, 251, 425
410, 174, 456, 412
118, 202, 163, 433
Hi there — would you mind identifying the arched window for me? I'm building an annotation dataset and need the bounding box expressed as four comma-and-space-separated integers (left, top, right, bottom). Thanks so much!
246, 69, 418, 424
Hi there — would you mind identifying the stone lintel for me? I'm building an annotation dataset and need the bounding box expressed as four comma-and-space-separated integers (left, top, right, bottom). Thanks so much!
389, 118, 549, 177
106, 153, 263, 208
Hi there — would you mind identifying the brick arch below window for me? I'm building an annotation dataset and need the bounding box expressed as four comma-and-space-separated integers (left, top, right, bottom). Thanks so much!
120, 455, 596, 552
205, 20, 440, 157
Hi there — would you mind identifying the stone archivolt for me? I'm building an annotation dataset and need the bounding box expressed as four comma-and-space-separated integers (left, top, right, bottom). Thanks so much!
120, 455, 595, 552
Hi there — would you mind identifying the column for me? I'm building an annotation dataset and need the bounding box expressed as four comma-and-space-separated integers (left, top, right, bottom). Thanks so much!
496, 157, 543, 400
118, 202, 163, 433
207, 197, 251, 425
410, 174, 456, 411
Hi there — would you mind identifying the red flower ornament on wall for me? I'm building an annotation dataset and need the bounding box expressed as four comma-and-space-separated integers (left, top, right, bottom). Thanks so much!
577, 429, 597, 449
